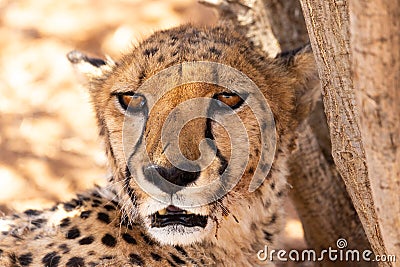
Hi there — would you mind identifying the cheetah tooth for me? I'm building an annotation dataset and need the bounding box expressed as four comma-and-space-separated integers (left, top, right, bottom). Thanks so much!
158, 208, 167, 215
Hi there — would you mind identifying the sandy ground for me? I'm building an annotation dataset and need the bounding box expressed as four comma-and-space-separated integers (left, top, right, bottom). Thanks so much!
0, 0, 307, 262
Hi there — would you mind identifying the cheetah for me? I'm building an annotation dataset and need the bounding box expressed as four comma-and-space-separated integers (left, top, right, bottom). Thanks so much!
0, 24, 318, 266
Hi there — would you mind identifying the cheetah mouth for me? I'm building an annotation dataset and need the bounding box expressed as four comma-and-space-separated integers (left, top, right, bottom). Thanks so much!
150, 205, 208, 228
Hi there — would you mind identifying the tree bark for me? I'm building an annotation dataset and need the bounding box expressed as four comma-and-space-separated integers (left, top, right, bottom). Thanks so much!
300, 0, 397, 265
350, 0, 400, 263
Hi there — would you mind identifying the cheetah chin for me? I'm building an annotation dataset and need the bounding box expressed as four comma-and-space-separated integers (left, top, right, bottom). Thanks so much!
141, 203, 215, 245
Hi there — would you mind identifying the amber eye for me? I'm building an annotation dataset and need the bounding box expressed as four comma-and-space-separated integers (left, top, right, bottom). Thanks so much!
117, 93, 146, 112
215, 93, 244, 109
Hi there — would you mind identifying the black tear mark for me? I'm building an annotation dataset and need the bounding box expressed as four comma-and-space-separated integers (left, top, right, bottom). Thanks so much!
124, 167, 138, 208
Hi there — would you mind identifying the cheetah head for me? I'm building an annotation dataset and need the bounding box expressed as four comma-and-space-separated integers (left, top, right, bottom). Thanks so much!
68, 25, 318, 246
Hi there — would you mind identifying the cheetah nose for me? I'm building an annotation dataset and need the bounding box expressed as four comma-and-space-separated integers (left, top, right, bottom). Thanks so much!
143, 164, 200, 194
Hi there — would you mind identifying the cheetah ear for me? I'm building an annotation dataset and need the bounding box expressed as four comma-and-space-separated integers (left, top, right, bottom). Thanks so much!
67, 50, 115, 85
277, 44, 321, 123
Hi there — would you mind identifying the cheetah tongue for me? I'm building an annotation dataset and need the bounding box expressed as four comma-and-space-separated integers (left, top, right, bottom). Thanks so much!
151, 213, 208, 228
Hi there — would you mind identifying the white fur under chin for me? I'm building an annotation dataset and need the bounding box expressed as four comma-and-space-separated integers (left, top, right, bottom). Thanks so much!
146, 218, 215, 246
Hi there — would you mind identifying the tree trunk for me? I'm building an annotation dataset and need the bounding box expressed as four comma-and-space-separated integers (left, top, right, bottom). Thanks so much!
300, 0, 399, 265
350, 0, 400, 263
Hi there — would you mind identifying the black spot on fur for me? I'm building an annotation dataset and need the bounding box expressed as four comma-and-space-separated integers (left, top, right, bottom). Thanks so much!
0, 249, 3, 256
267, 213, 277, 225
170, 253, 185, 265
277, 190, 284, 197
103, 204, 116, 211
8, 253, 18, 267
63, 199, 82, 211
270, 182, 275, 190
97, 212, 111, 224
101, 233, 117, 247
87, 251, 96, 256
209, 46, 222, 56
91, 199, 102, 208
157, 55, 165, 63
120, 215, 134, 230
31, 218, 46, 227
9, 253, 17, 264
18, 253, 33, 266
138, 70, 146, 82
66, 227, 80, 239
80, 210, 92, 219
171, 50, 179, 57
129, 253, 144, 266
122, 233, 137, 244
58, 243, 70, 254
175, 246, 188, 257
151, 252, 162, 261
46, 243, 55, 248
79, 236, 95, 245
66, 257, 85, 267
42, 251, 61, 267
143, 47, 159, 57
170, 35, 178, 45
91, 192, 101, 198
263, 230, 273, 242
167, 259, 178, 267
140, 233, 155, 245
59, 217, 71, 228
100, 255, 114, 260
24, 209, 41, 216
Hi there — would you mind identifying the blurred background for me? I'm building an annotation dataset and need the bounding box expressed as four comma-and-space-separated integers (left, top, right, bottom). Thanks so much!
0, 0, 305, 254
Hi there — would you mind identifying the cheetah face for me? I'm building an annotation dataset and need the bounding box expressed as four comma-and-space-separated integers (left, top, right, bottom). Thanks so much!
113, 63, 276, 246
68, 25, 317, 246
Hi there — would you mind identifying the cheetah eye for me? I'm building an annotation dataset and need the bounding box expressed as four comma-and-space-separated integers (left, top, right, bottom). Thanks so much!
117, 93, 146, 113
215, 92, 244, 109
